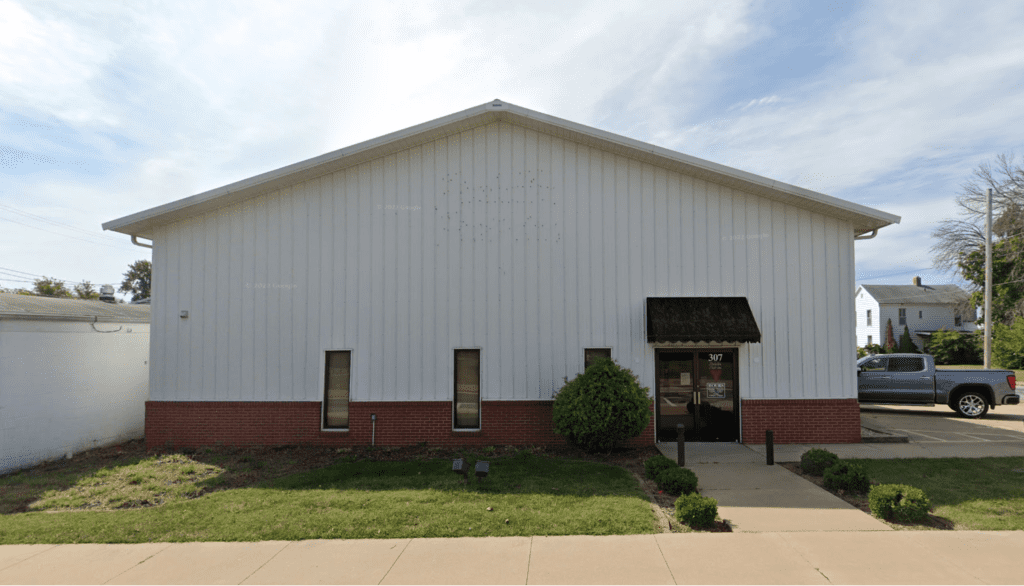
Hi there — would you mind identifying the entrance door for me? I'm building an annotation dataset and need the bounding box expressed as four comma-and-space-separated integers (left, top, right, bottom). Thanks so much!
656, 349, 739, 442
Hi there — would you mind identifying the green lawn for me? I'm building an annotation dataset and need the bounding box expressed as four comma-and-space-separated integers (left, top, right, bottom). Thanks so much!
0, 452, 657, 544
853, 457, 1024, 530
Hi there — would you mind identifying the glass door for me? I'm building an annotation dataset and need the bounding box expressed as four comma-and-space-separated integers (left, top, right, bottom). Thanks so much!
656, 349, 739, 442
655, 351, 695, 442
696, 351, 739, 442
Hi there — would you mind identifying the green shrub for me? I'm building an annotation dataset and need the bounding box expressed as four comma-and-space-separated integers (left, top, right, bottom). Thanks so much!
898, 325, 921, 353
862, 343, 886, 355
800, 448, 839, 476
993, 319, 1024, 370
925, 329, 982, 365
674, 493, 718, 529
552, 359, 651, 452
643, 455, 676, 480
823, 461, 871, 494
868, 484, 931, 522
655, 467, 698, 496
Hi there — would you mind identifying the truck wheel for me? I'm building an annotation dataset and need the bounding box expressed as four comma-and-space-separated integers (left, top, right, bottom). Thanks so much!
955, 391, 989, 419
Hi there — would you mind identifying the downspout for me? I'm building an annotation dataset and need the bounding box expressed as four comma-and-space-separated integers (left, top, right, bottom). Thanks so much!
131, 235, 153, 248
854, 229, 878, 241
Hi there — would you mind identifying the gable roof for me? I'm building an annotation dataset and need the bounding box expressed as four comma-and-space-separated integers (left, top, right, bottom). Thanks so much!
103, 100, 900, 239
0, 293, 151, 323
859, 284, 971, 305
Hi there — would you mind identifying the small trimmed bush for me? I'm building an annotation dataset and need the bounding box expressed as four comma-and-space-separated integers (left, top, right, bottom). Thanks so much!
800, 448, 839, 476
552, 359, 652, 452
869, 484, 931, 522
822, 461, 871, 494
674, 493, 718, 529
644, 455, 676, 480
655, 467, 698, 496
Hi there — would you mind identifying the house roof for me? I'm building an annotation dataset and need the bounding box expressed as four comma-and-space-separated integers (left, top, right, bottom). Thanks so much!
103, 100, 901, 239
0, 293, 151, 323
859, 284, 971, 305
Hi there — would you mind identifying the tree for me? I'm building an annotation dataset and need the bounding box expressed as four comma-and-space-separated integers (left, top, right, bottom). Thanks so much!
898, 325, 920, 353
957, 236, 1023, 325
932, 154, 1024, 325
73, 281, 100, 300
884, 319, 897, 353
119, 260, 151, 302
32, 277, 71, 298
992, 319, 1024, 370
552, 359, 651, 452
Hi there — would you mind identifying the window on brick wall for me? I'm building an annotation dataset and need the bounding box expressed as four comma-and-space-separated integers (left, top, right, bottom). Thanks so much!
899, 308, 906, 325
323, 351, 351, 429
866, 310, 872, 326
454, 349, 480, 429
584, 347, 612, 370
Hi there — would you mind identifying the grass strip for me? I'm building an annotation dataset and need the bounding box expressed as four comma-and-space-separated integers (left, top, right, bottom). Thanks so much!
0, 453, 656, 543
853, 456, 1024, 530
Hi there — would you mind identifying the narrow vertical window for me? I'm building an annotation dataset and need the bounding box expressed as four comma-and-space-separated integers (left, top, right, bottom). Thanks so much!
868, 335, 873, 346
584, 348, 612, 370
323, 351, 350, 429
454, 349, 480, 429
919, 310, 923, 319
866, 310, 872, 326
899, 308, 906, 325
955, 315, 962, 327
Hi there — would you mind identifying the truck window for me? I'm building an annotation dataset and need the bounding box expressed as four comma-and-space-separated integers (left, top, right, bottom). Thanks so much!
861, 357, 886, 372
888, 357, 924, 372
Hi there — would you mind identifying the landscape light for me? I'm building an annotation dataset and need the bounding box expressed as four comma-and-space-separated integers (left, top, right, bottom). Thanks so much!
452, 458, 469, 480
475, 460, 489, 481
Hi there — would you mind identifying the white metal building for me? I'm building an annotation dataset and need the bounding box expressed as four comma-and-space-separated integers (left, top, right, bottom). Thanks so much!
0, 294, 150, 475
104, 100, 899, 447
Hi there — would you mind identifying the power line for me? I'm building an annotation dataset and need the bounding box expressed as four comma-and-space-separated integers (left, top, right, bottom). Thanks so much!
0, 217, 135, 251
0, 203, 125, 243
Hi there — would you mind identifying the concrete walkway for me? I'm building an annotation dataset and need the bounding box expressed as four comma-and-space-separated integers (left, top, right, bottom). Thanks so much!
655, 442, 891, 532
2, 532, 1022, 584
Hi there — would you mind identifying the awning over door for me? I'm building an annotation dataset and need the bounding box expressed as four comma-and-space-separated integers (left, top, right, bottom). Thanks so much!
646, 297, 761, 344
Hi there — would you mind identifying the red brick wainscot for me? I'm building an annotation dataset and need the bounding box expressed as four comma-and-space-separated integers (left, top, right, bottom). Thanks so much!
740, 398, 861, 444
144, 400, 656, 449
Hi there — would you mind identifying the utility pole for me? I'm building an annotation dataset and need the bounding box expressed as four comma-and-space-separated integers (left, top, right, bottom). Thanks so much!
984, 187, 993, 368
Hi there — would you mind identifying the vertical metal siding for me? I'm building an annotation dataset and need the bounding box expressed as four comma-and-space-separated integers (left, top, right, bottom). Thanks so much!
150, 121, 859, 403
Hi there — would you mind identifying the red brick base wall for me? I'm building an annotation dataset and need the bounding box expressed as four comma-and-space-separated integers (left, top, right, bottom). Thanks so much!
741, 398, 861, 444
145, 400, 656, 449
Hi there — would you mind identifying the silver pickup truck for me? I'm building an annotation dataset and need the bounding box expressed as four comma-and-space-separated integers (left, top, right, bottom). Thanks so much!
856, 353, 1020, 418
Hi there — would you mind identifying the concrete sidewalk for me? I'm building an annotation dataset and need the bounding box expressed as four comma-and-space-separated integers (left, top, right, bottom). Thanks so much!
655, 442, 891, 532
2, 532, 1021, 584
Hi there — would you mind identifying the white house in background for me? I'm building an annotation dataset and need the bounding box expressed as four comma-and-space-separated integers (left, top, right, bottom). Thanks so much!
103, 100, 899, 447
0, 294, 150, 475
855, 277, 976, 350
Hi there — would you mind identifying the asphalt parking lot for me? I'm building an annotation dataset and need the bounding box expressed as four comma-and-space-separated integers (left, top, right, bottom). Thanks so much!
860, 401, 1024, 444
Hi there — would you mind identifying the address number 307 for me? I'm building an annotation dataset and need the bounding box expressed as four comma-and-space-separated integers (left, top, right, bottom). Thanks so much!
708, 353, 723, 362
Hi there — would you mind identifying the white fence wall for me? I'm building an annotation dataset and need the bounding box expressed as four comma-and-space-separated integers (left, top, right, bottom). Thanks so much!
0, 321, 150, 475
150, 121, 857, 404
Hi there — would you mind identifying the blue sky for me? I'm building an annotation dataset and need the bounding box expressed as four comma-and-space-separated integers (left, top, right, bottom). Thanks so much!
2, 0, 1023, 296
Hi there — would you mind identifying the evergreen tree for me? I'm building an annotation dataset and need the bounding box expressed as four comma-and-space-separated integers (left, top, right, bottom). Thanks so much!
898, 325, 920, 353
884, 318, 897, 353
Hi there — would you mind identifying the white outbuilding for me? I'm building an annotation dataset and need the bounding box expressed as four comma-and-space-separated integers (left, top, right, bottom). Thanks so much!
0, 293, 150, 475
103, 100, 899, 448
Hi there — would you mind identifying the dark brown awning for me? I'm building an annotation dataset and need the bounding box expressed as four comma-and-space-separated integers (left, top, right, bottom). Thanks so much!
646, 297, 761, 343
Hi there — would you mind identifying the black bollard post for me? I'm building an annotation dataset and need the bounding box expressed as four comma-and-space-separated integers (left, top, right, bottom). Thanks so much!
766, 430, 774, 465
676, 424, 686, 467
